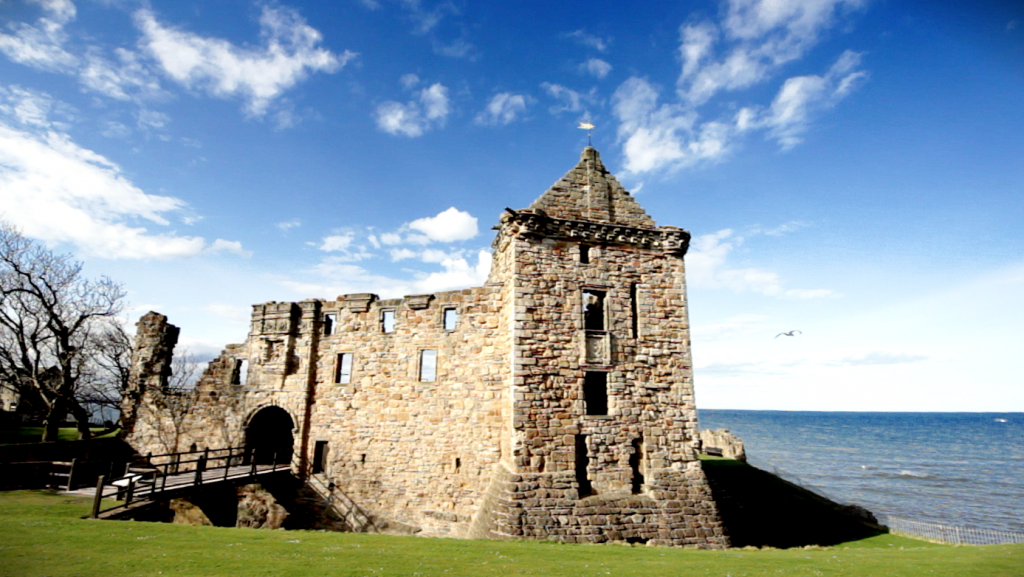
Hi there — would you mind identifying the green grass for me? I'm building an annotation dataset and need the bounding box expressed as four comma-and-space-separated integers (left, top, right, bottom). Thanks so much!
0, 426, 110, 445
1, 491, 1022, 577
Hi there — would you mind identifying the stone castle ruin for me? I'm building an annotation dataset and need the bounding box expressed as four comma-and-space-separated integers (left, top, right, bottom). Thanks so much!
123, 147, 729, 548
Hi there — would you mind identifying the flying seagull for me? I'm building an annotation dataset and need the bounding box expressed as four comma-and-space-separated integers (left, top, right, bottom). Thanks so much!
775, 330, 802, 338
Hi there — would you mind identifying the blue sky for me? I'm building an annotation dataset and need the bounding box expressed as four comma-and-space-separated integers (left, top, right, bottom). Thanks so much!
1, 0, 1022, 411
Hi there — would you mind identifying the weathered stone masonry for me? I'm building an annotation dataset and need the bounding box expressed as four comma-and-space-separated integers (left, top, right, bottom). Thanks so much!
124, 147, 729, 547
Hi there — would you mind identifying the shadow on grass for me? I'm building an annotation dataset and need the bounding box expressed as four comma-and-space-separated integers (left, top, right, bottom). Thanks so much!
701, 457, 887, 548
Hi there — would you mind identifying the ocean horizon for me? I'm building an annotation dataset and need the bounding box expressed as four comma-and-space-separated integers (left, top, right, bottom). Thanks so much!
697, 409, 1024, 534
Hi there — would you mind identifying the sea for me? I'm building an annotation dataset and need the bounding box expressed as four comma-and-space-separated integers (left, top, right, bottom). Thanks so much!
697, 410, 1024, 534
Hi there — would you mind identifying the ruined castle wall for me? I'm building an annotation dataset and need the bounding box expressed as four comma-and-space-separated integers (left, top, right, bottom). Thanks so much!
307, 287, 510, 536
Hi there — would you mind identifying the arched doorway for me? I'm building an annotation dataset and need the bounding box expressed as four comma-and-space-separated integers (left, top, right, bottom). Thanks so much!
245, 406, 294, 465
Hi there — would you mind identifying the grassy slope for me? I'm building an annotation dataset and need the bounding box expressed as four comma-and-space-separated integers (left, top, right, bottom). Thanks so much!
1, 491, 1023, 577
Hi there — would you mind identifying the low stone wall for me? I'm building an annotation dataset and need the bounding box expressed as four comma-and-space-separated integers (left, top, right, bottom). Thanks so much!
489, 462, 728, 548
699, 429, 746, 461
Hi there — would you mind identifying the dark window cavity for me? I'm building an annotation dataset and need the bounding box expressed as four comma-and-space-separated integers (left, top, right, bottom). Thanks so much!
381, 310, 396, 333
443, 308, 458, 331
583, 290, 605, 331
575, 434, 593, 496
630, 282, 639, 339
335, 353, 352, 384
630, 437, 645, 494
231, 359, 248, 385
579, 245, 591, 264
584, 372, 608, 415
323, 313, 337, 335
312, 440, 328, 474
419, 349, 437, 382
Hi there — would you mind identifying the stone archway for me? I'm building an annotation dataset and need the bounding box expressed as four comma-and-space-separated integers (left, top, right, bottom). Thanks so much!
245, 406, 294, 465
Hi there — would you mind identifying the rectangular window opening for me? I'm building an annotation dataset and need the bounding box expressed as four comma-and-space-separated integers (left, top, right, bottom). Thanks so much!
443, 308, 458, 331
419, 349, 437, 382
584, 372, 608, 416
583, 290, 605, 331
335, 353, 352, 384
323, 313, 337, 336
575, 434, 593, 497
381, 310, 396, 333
312, 440, 328, 475
630, 282, 639, 339
630, 437, 645, 494
579, 245, 591, 264
231, 359, 248, 385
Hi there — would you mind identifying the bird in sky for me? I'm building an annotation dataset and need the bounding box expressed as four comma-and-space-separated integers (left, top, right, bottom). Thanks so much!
775, 330, 802, 338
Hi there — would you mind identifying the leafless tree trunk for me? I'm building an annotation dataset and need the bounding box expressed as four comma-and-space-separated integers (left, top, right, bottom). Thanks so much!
0, 222, 125, 442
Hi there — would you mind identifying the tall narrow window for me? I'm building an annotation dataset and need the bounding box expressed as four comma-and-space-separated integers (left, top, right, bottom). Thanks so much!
630, 437, 645, 494
584, 372, 608, 415
231, 359, 248, 385
419, 349, 437, 382
443, 308, 458, 331
579, 245, 591, 264
323, 313, 337, 335
629, 282, 639, 339
312, 440, 328, 474
381, 310, 395, 333
575, 434, 593, 497
335, 353, 352, 384
583, 290, 605, 331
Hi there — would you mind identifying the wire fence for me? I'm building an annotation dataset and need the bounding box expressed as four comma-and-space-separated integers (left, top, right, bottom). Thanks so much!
884, 516, 1024, 545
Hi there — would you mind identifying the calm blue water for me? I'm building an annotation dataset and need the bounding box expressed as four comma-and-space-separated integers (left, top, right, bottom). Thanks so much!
697, 410, 1024, 533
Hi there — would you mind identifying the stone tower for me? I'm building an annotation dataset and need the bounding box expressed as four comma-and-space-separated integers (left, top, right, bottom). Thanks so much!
480, 147, 727, 546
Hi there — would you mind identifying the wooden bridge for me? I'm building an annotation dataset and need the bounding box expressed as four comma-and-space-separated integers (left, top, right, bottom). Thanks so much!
78, 446, 291, 519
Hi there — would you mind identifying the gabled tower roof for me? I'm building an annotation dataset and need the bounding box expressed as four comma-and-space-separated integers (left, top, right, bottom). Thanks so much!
527, 147, 656, 229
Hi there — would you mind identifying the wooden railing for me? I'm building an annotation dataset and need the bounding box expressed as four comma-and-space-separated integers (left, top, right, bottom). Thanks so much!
89, 446, 290, 519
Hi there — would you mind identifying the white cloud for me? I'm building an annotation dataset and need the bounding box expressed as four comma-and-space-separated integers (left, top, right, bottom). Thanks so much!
281, 249, 492, 301
475, 92, 528, 126
580, 58, 612, 79
79, 47, 165, 102
204, 303, 252, 324
375, 82, 450, 137
380, 232, 402, 245
562, 30, 610, 52
679, 0, 865, 104
135, 5, 355, 116
407, 207, 478, 243
687, 229, 833, 299
276, 218, 302, 232
0, 87, 244, 259
319, 233, 354, 252
400, 73, 420, 89
612, 77, 732, 174
207, 239, 252, 257
540, 82, 598, 114
0, 0, 77, 72
737, 50, 867, 148
390, 247, 417, 261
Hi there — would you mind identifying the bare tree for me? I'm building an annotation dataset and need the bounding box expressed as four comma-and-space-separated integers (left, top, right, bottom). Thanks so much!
0, 222, 126, 441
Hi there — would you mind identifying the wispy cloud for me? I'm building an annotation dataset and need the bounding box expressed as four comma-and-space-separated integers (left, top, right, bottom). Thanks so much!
541, 82, 599, 115
687, 228, 834, 299
475, 92, 529, 126
276, 218, 302, 233
375, 81, 450, 137
135, 5, 355, 116
562, 29, 610, 52
614, 0, 868, 175
580, 58, 612, 79
0, 85, 245, 259
0, 0, 77, 72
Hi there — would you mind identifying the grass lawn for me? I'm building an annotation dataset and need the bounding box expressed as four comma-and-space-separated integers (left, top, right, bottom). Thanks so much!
1, 491, 1022, 577
0, 427, 115, 445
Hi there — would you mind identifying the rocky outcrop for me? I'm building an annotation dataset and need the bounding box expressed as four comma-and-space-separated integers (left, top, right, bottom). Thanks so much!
700, 429, 746, 461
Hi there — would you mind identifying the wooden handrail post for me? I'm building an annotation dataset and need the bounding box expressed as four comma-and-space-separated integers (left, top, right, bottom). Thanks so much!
66, 458, 78, 491
223, 447, 231, 480
272, 451, 278, 470
250, 451, 257, 476
194, 455, 206, 486
90, 475, 105, 519
160, 461, 168, 492
125, 477, 135, 505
